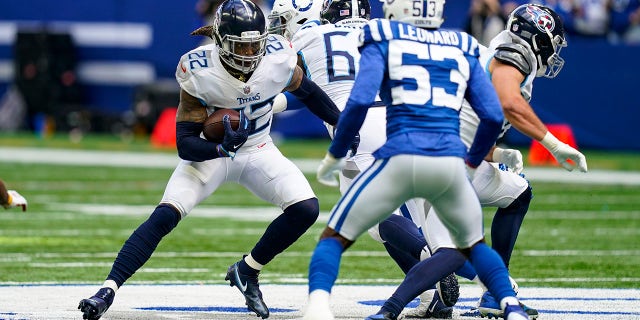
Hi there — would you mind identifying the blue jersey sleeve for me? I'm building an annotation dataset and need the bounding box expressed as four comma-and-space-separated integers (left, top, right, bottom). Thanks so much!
464, 56, 504, 167
329, 42, 386, 158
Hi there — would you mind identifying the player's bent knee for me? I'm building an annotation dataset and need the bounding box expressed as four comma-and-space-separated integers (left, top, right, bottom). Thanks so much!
319, 227, 353, 250
516, 186, 533, 206
458, 238, 487, 258
150, 204, 181, 231
283, 197, 319, 229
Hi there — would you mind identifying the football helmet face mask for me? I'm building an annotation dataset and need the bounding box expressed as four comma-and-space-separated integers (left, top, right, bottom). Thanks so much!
321, 0, 371, 25
268, 0, 323, 40
383, 0, 445, 29
506, 3, 567, 78
213, 0, 268, 74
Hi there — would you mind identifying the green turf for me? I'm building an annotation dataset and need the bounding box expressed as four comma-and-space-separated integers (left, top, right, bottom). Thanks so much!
0, 133, 639, 289
2, 131, 640, 170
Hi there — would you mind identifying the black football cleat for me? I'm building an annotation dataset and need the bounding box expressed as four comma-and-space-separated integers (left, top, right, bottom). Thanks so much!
437, 272, 460, 307
78, 287, 115, 320
225, 261, 270, 319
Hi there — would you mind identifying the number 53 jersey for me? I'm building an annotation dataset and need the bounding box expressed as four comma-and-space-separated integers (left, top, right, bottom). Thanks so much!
354, 19, 488, 160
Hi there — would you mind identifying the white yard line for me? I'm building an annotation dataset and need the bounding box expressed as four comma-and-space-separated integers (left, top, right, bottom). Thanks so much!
2, 146, 640, 185
0, 284, 638, 319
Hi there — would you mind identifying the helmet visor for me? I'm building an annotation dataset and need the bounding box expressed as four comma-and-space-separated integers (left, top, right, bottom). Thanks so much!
543, 34, 567, 78
221, 31, 267, 73
268, 11, 293, 36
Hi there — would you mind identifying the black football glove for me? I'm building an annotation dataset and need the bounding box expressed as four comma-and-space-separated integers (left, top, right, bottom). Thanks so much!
216, 110, 249, 159
349, 133, 360, 157
332, 126, 360, 157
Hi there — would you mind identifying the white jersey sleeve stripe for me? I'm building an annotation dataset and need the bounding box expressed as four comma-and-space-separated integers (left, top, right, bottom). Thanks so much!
461, 32, 469, 53
369, 20, 382, 42
381, 20, 394, 40
468, 34, 479, 56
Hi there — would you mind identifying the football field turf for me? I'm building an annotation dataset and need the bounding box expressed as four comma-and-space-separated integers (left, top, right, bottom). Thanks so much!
0, 138, 639, 319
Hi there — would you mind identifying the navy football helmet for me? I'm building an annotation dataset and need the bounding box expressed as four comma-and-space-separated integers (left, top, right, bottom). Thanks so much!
321, 0, 371, 25
506, 3, 567, 78
213, 0, 268, 73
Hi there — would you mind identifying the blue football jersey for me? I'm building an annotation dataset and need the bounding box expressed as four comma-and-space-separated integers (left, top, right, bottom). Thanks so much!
330, 19, 502, 165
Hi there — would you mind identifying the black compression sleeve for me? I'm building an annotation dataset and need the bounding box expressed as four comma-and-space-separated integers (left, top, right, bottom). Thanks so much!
175, 121, 221, 162
290, 76, 341, 126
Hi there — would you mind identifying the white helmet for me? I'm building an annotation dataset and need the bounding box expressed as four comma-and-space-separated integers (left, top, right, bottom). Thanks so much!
268, 0, 323, 39
383, 0, 445, 29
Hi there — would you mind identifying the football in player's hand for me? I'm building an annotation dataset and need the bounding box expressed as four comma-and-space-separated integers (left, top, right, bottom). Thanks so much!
203, 109, 240, 143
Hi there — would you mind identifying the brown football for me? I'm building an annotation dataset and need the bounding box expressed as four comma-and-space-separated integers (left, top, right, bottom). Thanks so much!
202, 108, 240, 143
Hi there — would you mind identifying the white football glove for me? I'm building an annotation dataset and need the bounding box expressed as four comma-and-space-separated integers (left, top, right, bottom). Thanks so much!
540, 132, 588, 172
317, 153, 346, 187
271, 93, 287, 114
492, 147, 524, 174
3, 190, 27, 212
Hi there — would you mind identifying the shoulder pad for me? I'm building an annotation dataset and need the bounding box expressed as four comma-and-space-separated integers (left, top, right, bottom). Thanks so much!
299, 20, 321, 32
362, 19, 391, 44
494, 43, 532, 76
265, 34, 297, 57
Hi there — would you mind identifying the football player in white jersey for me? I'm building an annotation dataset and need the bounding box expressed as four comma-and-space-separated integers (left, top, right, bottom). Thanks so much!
270, 0, 459, 317
78, 0, 345, 319
381, 3, 588, 319
303, 0, 532, 318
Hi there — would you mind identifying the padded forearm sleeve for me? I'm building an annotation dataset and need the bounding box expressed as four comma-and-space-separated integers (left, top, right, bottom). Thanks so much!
175, 121, 221, 162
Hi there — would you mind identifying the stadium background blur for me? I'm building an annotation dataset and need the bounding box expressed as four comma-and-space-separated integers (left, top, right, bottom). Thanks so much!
0, 0, 638, 152
0, 3, 639, 317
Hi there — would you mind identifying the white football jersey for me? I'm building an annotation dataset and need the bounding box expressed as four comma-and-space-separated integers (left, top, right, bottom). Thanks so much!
292, 22, 361, 111
292, 21, 387, 155
175, 34, 298, 148
459, 30, 538, 148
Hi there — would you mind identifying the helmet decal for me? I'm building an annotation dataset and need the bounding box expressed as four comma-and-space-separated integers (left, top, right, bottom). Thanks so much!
269, 0, 322, 39
383, 0, 444, 28
525, 5, 555, 33
322, 0, 371, 24
293, 0, 314, 12
507, 3, 566, 78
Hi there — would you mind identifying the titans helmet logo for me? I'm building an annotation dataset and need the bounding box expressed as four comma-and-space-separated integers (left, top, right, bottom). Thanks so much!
526, 5, 555, 32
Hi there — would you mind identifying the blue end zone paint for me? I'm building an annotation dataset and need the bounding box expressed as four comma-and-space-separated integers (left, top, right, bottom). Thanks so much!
136, 306, 297, 313
0, 312, 29, 320
360, 297, 640, 317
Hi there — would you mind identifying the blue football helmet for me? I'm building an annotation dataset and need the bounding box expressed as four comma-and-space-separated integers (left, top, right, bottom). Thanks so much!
321, 0, 371, 25
213, 0, 268, 73
506, 3, 567, 78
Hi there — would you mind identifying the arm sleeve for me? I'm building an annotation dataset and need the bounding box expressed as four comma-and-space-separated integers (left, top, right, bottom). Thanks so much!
329, 43, 385, 158
290, 76, 341, 125
175, 121, 221, 162
464, 57, 504, 167
283, 91, 306, 111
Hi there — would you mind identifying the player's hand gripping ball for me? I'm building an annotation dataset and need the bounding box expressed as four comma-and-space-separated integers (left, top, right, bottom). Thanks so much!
203, 109, 240, 143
